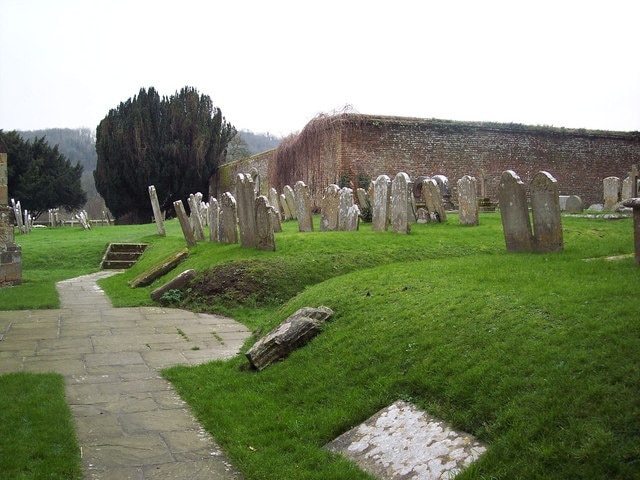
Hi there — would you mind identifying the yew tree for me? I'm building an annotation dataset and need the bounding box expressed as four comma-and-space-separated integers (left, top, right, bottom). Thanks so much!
94, 87, 236, 224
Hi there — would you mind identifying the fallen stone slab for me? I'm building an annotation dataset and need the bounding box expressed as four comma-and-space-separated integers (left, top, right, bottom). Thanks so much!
245, 306, 334, 370
150, 269, 197, 302
326, 400, 487, 480
128, 248, 189, 288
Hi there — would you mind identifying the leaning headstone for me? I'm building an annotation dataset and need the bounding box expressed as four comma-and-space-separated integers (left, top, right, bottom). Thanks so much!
356, 187, 371, 212
603, 176, 621, 211
433, 174, 454, 210
457, 175, 478, 226
320, 184, 340, 231
280, 193, 293, 220
283, 185, 297, 220
391, 172, 411, 234
422, 178, 447, 222
208, 197, 220, 242
565, 195, 583, 213
173, 200, 197, 247
294, 181, 314, 232
530, 171, 563, 252
338, 187, 355, 231
269, 188, 283, 220
269, 205, 282, 233
219, 192, 239, 244
255, 196, 276, 251
498, 170, 533, 252
188, 194, 205, 242
148, 185, 166, 236
150, 269, 197, 302
372, 174, 391, 231
235, 173, 257, 248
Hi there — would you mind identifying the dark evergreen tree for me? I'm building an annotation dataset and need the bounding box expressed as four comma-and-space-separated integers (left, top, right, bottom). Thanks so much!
0, 130, 87, 218
94, 86, 236, 224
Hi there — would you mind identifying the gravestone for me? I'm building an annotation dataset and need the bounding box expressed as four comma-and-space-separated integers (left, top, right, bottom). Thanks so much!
269, 205, 282, 233
603, 176, 621, 211
344, 204, 360, 231
208, 197, 220, 242
565, 195, 583, 213
433, 174, 454, 210
187, 194, 205, 242
235, 173, 257, 248
280, 193, 293, 220
530, 171, 563, 252
338, 187, 355, 231
457, 175, 479, 226
283, 185, 297, 220
416, 207, 430, 223
371, 174, 391, 231
622, 166, 639, 201
391, 172, 411, 234
219, 192, 239, 244
294, 181, 314, 232
255, 195, 276, 251
0, 146, 22, 287
422, 178, 447, 222
498, 170, 533, 252
320, 184, 340, 231
269, 188, 283, 221
173, 200, 197, 247
356, 187, 371, 212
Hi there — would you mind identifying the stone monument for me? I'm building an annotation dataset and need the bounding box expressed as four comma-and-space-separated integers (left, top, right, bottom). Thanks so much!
0, 143, 22, 286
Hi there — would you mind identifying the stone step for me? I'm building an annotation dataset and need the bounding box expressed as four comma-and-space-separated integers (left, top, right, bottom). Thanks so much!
100, 243, 148, 270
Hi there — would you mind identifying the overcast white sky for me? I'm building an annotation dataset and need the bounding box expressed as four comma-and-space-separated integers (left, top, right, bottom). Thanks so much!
1, 0, 639, 137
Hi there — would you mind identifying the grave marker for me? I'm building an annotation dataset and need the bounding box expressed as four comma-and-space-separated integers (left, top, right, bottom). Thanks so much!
255, 195, 276, 251
603, 176, 621, 211
235, 173, 257, 248
283, 185, 297, 220
219, 192, 239, 244
338, 187, 355, 231
498, 170, 533, 252
530, 171, 563, 252
320, 184, 340, 231
208, 197, 220, 242
457, 175, 479, 226
294, 181, 314, 232
173, 200, 197, 247
391, 172, 411, 234
372, 174, 391, 231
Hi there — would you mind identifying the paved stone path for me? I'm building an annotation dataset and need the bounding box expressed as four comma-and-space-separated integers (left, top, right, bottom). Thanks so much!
0, 271, 250, 479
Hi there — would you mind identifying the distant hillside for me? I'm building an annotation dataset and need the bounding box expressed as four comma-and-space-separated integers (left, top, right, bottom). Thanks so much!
239, 130, 282, 155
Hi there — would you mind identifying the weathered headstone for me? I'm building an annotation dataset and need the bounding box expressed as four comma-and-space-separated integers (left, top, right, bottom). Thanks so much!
283, 185, 297, 220
188, 194, 205, 242
294, 181, 314, 232
173, 200, 197, 247
433, 175, 454, 210
498, 170, 533, 252
0, 146, 22, 287
356, 187, 371, 213
269, 205, 282, 233
219, 192, 239, 244
280, 193, 293, 221
372, 174, 391, 231
530, 171, 563, 252
320, 184, 340, 231
255, 195, 276, 251
565, 195, 583, 213
391, 172, 411, 234
338, 187, 355, 231
269, 188, 283, 221
622, 166, 639, 201
457, 175, 478, 226
208, 197, 220, 242
235, 173, 257, 248
603, 176, 621, 211
344, 204, 360, 231
622, 197, 640, 265
416, 207, 430, 223
422, 178, 447, 222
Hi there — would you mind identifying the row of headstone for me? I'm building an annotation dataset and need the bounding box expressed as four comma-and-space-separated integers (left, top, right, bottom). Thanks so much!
603, 167, 639, 211
498, 170, 563, 252
74, 210, 91, 230
10, 199, 29, 234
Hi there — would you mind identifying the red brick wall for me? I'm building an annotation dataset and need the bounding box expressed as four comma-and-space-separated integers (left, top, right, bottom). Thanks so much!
215, 114, 640, 208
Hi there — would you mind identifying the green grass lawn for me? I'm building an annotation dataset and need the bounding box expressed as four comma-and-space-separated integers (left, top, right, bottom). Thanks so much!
0, 372, 82, 480
1, 213, 638, 479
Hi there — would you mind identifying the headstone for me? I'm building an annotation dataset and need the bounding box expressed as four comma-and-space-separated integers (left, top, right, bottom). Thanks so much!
371, 174, 391, 231
0, 147, 22, 287
219, 192, 239, 244
269, 205, 282, 233
530, 171, 563, 252
356, 187, 371, 212
433, 174, 454, 210
422, 178, 447, 222
250, 167, 260, 195
338, 187, 355, 231
479, 169, 487, 199
498, 170, 533, 252
416, 207, 430, 223
457, 175, 478, 226
391, 172, 411, 234
565, 195, 583, 213
603, 176, 621, 211
255, 196, 276, 251
558, 195, 569, 211
208, 197, 220, 242
173, 200, 197, 247
269, 188, 283, 221
344, 204, 360, 231
320, 184, 340, 231
235, 173, 257, 248
150, 269, 197, 302
622, 165, 639, 200
294, 181, 314, 232
280, 193, 293, 220
283, 185, 297, 220
188, 194, 205, 242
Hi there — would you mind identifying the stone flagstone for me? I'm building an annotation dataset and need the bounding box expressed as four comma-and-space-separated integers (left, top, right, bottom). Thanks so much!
0, 270, 250, 479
